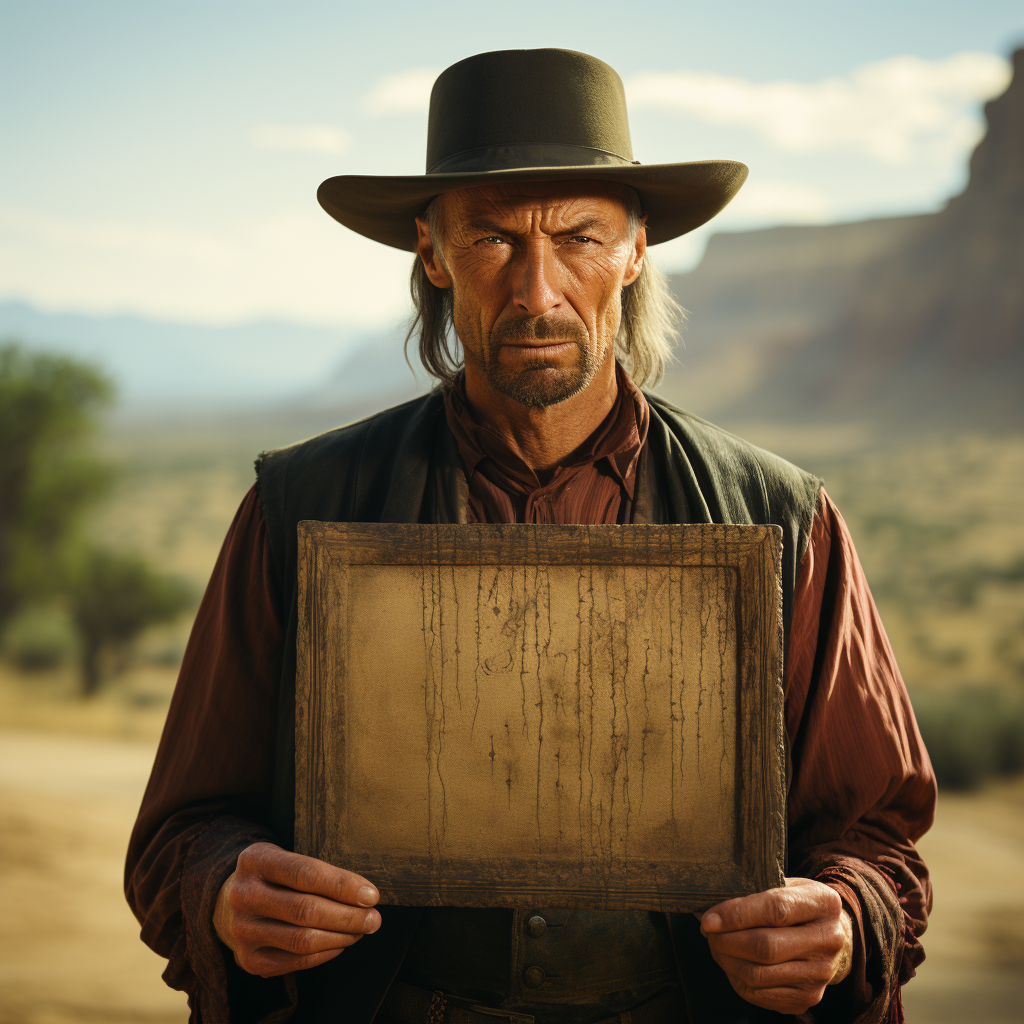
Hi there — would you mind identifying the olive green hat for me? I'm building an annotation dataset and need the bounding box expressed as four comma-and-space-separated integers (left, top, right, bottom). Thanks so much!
318, 48, 747, 251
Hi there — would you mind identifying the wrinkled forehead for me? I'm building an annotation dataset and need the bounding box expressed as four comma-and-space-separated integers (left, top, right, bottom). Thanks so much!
433, 179, 635, 229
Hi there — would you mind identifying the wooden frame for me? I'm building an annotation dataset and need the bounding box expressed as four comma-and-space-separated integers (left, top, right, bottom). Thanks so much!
295, 523, 785, 912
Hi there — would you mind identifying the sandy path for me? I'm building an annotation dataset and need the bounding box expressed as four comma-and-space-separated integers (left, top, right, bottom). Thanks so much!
0, 732, 188, 1024
1, 730, 1022, 1024
902, 781, 1024, 1024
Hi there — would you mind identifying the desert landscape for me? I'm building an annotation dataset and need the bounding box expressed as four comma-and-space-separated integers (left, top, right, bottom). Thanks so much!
2, 34, 1022, 1024
2, 416, 1023, 1024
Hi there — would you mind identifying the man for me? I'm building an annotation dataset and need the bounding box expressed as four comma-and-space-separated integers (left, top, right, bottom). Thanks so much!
126, 49, 934, 1024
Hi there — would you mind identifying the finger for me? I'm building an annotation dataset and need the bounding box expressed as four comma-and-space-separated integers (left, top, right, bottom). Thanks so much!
237, 881, 381, 934
724, 977, 820, 1017
240, 844, 379, 906
702, 882, 835, 933
783, 876, 825, 892
708, 921, 832, 965
236, 918, 368, 958
236, 945, 344, 978
711, 949, 835, 990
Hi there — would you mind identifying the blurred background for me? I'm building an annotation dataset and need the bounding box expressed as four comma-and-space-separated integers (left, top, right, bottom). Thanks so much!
1, 2, 1023, 1022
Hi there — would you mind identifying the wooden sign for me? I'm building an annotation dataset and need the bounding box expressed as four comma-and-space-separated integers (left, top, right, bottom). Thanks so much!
295, 523, 785, 912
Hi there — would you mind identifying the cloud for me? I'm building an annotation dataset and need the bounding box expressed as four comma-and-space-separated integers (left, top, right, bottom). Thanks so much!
362, 68, 441, 115
250, 123, 350, 154
727, 180, 831, 223
0, 206, 412, 328
626, 52, 1011, 165
647, 180, 833, 273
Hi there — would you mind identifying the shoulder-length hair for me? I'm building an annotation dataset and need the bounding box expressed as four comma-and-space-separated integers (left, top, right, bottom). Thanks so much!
405, 190, 684, 388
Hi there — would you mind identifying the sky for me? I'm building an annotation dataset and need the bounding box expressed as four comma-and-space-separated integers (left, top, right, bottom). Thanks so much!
1, 0, 1022, 333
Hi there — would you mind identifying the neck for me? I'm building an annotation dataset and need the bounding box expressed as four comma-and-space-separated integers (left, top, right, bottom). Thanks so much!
462, 352, 619, 477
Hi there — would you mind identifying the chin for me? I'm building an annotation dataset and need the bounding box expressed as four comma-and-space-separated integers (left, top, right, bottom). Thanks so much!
488, 363, 595, 409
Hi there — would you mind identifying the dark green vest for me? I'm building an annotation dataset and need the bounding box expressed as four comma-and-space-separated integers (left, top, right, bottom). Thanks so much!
256, 390, 820, 1024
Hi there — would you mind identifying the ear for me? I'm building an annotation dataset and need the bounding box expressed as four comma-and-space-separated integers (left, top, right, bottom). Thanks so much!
621, 214, 647, 287
415, 217, 452, 289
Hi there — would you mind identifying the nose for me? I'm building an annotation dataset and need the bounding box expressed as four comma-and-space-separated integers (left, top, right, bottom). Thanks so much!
511, 237, 563, 317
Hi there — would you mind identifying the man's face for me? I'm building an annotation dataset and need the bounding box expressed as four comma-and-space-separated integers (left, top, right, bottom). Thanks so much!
415, 181, 645, 409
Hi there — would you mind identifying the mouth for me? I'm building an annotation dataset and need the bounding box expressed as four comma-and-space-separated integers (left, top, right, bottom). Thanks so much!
499, 340, 578, 361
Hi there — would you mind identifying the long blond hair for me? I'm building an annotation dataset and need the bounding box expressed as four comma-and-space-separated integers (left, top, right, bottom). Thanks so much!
405, 189, 683, 387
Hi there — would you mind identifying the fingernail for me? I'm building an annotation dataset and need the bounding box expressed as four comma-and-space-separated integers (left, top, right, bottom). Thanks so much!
366, 909, 381, 932
703, 912, 721, 931
357, 885, 379, 906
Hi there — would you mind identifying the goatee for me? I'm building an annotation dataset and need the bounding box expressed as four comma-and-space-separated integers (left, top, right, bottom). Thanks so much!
476, 315, 601, 409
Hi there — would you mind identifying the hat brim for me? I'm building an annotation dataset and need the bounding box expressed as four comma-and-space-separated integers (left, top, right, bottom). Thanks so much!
317, 160, 748, 251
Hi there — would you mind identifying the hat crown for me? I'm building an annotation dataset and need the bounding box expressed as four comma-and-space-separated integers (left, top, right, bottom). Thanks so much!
426, 49, 634, 174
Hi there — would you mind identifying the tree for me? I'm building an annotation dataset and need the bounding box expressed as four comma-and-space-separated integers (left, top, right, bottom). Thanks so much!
0, 342, 114, 629
69, 546, 192, 696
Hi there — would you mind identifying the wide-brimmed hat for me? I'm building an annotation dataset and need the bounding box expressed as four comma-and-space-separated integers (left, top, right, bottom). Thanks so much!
318, 48, 747, 251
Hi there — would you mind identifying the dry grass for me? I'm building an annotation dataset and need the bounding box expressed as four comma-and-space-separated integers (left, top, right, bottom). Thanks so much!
90, 424, 1024, 701
1, 423, 1022, 1022
818, 434, 1024, 694
88, 460, 252, 592
0, 663, 177, 743
730, 430, 1024, 695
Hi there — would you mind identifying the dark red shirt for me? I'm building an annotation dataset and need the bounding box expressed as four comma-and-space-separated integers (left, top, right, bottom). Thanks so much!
126, 386, 935, 1024
444, 365, 649, 525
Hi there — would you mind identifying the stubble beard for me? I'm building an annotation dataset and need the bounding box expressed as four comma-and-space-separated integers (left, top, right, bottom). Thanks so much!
468, 315, 605, 410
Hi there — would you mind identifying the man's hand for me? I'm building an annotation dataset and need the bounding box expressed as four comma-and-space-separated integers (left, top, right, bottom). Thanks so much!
213, 842, 382, 978
700, 877, 853, 1015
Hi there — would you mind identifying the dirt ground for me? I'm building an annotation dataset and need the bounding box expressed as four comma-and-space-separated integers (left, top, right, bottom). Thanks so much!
902, 779, 1024, 1023
1, 729, 1022, 1024
0, 731, 188, 1024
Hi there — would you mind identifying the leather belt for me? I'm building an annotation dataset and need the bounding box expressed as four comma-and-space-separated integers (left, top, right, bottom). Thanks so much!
380, 981, 685, 1024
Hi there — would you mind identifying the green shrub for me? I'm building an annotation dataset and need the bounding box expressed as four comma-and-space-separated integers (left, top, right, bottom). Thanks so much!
1, 605, 78, 670
69, 546, 193, 695
0, 342, 114, 629
992, 700, 1024, 775
911, 687, 1024, 790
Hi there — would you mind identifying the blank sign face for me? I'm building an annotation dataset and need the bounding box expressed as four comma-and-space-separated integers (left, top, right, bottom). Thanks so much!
296, 524, 785, 912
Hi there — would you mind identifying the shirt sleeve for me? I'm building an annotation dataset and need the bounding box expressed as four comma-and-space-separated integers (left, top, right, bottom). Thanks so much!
785, 489, 936, 1024
124, 484, 299, 1023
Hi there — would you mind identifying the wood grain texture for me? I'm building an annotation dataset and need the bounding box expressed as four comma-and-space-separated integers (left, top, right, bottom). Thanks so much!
296, 524, 785, 911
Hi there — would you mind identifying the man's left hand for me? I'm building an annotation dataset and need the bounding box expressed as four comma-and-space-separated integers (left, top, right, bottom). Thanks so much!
700, 877, 853, 1015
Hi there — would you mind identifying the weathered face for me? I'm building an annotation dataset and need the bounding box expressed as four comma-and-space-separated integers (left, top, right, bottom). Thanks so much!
416, 181, 645, 409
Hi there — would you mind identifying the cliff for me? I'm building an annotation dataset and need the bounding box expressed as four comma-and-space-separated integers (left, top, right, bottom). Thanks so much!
661, 48, 1024, 432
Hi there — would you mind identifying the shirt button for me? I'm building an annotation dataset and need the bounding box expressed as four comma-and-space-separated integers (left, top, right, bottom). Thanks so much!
523, 965, 546, 988
526, 915, 547, 938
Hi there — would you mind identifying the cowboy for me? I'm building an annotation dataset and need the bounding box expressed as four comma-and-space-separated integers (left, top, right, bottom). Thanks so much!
126, 49, 935, 1024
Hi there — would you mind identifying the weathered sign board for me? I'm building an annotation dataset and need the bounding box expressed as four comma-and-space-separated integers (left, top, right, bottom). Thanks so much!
295, 523, 785, 912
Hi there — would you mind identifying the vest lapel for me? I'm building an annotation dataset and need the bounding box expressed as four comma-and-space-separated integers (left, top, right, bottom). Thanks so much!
431, 419, 469, 524
377, 392, 448, 523
643, 402, 713, 524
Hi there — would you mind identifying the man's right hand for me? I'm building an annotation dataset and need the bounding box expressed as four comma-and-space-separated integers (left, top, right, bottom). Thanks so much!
213, 842, 382, 977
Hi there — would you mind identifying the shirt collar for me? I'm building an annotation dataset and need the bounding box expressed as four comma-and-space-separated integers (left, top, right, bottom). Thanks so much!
443, 363, 650, 500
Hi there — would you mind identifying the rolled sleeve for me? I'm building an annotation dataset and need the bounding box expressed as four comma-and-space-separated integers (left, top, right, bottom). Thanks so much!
125, 485, 297, 1022
785, 489, 936, 1023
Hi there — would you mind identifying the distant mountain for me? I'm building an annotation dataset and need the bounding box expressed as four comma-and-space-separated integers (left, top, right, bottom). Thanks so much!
661, 215, 922, 414
662, 48, 1024, 432
6, 49, 1020, 436
0, 302, 395, 410
296, 326, 427, 413
790, 46, 1024, 426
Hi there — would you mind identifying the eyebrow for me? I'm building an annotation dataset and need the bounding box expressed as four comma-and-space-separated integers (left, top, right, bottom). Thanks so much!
560, 218, 605, 236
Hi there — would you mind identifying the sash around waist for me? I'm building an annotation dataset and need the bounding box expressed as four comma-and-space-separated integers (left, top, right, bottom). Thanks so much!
395, 907, 680, 1024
